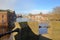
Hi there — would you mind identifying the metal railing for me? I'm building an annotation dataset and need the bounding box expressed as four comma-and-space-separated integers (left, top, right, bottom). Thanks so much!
0, 28, 20, 38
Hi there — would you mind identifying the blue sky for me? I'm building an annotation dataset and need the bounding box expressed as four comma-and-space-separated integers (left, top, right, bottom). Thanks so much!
0, 0, 60, 14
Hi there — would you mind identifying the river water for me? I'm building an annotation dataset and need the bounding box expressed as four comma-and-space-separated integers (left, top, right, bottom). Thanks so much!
16, 18, 48, 34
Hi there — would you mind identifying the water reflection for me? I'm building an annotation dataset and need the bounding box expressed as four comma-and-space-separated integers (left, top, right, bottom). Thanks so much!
39, 22, 49, 34
16, 18, 30, 22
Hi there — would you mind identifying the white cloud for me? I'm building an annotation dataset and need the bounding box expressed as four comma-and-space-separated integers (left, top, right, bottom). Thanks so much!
0, 0, 16, 10
29, 10, 49, 14
19, 0, 35, 10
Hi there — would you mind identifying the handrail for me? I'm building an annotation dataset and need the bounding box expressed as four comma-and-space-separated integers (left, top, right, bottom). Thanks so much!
0, 28, 20, 38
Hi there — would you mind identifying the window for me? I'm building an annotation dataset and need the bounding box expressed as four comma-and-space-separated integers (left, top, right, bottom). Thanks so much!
2, 15, 5, 24
2, 15, 4, 18
2, 20, 5, 24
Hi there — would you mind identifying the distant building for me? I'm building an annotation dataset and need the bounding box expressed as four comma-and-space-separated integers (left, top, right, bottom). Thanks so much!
24, 13, 48, 23
16, 14, 22, 18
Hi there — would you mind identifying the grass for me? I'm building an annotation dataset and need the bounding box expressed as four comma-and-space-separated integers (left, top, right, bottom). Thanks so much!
49, 21, 60, 40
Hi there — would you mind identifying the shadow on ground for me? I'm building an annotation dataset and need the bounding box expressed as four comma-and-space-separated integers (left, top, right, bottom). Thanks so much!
14, 22, 52, 40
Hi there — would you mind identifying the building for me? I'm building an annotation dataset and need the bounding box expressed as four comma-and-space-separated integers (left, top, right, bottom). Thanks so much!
0, 10, 16, 40
24, 13, 48, 23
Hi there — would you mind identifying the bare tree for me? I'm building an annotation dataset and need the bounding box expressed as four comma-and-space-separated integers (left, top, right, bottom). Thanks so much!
52, 6, 60, 14
50, 6, 60, 21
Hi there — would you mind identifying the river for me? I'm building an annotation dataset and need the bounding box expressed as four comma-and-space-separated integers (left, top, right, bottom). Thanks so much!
16, 18, 48, 34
